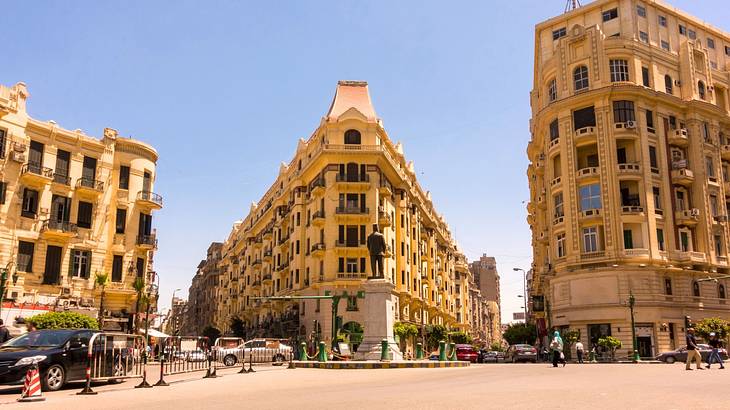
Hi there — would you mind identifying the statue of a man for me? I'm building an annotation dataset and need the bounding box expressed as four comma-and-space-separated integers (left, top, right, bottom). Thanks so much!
366, 224, 386, 279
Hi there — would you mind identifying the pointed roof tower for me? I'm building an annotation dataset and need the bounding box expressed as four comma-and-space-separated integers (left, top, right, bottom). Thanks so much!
326, 80, 378, 122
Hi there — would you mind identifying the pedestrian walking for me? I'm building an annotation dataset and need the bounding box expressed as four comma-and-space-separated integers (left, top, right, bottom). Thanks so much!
549, 331, 565, 367
0, 320, 11, 343
576, 341, 585, 364
706, 332, 725, 369
685, 328, 704, 371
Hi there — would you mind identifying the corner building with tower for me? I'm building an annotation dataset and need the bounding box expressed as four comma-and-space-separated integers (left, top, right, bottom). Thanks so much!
528, 0, 730, 358
207, 81, 472, 349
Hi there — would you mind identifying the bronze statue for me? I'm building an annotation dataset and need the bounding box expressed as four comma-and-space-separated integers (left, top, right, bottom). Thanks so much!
366, 224, 386, 279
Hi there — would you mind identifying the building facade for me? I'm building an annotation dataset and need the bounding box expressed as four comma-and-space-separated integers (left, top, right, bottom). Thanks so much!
201, 81, 470, 347
0, 82, 162, 331
469, 254, 502, 344
528, 0, 730, 358
183, 242, 223, 336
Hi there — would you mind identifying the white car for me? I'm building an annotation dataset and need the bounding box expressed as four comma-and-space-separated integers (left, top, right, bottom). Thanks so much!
217, 339, 292, 366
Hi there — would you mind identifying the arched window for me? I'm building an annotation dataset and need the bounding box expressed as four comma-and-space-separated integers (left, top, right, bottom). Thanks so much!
693, 281, 701, 297
698, 81, 706, 100
548, 78, 557, 102
664, 75, 673, 94
574, 66, 589, 92
344, 129, 361, 145
719, 284, 726, 299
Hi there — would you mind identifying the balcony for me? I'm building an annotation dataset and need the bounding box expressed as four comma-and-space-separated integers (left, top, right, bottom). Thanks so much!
76, 177, 104, 197
311, 243, 326, 257
548, 138, 560, 153
574, 126, 597, 144
251, 280, 261, 288
550, 176, 562, 188
622, 248, 650, 259
336, 273, 368, 280
263, 249, 273, 262
262, 274, 272, 283
378, 211, 392, 227
379, 183, 393, 197
252, 258, 262, 266
621, 205, 644, 214
674, 251, 707, 263
41, 220, 78, 239
675, 209, 699, 226
52, 173, 71, 187
671, 168, 694, 186
136, 234, 158, 250
576, 167, 599, 180
311, 178, 326, 196
579, 208, 602, 221
617, 163, 641, 176
136, 191, 163, 210
581, 251, 606, 260
20, 163, 53, 187
335, 207, 370, 221
614, 121, 639, 133
263, 229, 273, 241
668, 129, 689, 147
722, 145, 730, 161
312, 210, 326, 227
335, 174, 370, 190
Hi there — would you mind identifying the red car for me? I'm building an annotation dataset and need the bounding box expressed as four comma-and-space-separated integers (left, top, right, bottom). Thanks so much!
455, 344, 479, 363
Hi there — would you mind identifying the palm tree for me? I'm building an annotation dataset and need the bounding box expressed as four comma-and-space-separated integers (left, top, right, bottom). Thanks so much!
132, 277, 146, 334
94, 272, 109, 330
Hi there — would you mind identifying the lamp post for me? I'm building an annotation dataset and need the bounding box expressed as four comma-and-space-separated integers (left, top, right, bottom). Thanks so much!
0, 262, 13, 319
512, 268, 528, 322
171, 288, 181, 335
627, 291, 640, 363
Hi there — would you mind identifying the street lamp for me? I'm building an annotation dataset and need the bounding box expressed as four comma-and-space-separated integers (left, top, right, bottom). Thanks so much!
512, 268, 528, 321
626, 291, 640, 363
171, 288, 181, 335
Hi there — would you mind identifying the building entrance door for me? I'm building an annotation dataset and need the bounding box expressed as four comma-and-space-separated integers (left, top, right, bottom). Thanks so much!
636, 325, 655, 358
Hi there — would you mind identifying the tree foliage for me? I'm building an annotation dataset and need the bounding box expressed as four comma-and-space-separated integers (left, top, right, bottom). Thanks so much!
202, 326, 222, 343
229, 317, 245, 338
694, 317, 730, 341
559, 328, 581, 359
425, 324, 448, 350
449, 331, 473, 344
598, 336, 622, 360
502, 323, 537, 346
28, 312, 99, 330
489, 341, 505, 352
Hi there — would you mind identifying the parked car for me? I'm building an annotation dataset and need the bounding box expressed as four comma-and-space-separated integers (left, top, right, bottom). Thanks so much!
505, 344, 538, 363
656, 344, 728, 364
478, 350, 500, 363
218, 338, 292, 367
455, 345, 479, 363
185, 349, 208, 362
0, 329, 125, 391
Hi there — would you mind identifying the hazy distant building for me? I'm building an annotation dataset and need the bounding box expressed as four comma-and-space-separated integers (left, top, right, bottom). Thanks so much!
469, 254, 502, 343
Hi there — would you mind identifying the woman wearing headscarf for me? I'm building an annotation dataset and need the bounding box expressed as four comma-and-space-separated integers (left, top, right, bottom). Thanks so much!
549, 330, 564, 368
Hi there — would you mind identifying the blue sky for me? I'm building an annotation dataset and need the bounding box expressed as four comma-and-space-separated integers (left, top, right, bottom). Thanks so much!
3, 1, 729, 324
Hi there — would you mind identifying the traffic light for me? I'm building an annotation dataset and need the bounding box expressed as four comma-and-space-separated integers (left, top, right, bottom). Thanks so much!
684, 315, 692, 329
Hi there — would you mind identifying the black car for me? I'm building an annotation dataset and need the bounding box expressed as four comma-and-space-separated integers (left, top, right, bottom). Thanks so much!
0, 329, 114, 391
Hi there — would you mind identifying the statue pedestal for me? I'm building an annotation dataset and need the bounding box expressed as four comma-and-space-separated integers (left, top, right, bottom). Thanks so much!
354, 279, 403, 361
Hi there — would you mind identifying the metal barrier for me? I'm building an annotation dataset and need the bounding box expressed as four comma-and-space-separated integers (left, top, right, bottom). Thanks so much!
159, 336, 211, 377
78, 332, 147, 395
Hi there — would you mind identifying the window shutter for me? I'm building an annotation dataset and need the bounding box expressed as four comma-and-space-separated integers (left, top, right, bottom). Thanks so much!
84, 251, 91, 278
69, 251, 77, 278
0, 182, 5, 204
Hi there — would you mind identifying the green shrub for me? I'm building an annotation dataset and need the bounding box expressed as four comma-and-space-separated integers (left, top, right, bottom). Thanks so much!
28, 312, 99, 330
694, 317, 730, 342
598, 336, 622, 360
449, 331, 472, 344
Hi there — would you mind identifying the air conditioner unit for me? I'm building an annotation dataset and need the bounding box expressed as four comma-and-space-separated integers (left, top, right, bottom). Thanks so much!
690, 208, 700, 216
10, 151, 25, 162
715, 215, 728, 223
12, 142, 26, 152
625, 121, 637, 129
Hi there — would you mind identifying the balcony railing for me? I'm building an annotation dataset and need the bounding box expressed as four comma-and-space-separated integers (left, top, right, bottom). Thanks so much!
337, 273, 368, 280
52, 173, 71, 185
311, 243, 326, 253
335, 241, 362, 248
22, 163, 53, 178
312, 210, 325, 220
336, 174, 370, 183
137, 191, 163, 207
336, 207, 369, 215
76, 177, 104, 191
136, 234, 158, 248
42, 220, 78, 234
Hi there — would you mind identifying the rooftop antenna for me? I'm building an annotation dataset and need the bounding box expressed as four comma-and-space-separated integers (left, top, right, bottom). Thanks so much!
565, 0, 582, 13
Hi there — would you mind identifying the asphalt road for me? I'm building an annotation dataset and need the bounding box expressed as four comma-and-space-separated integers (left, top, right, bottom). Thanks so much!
1, 362, 728, 409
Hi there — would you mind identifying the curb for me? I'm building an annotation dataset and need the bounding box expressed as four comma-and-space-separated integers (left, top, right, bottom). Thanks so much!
293, 361, 470, 369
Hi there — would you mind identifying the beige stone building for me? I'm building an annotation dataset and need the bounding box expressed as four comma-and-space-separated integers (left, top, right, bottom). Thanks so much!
0, 82, 161, 331
528, 0, 730, 358
202, 81, 470, 347
183, 242, 223, 336
469, 254, 502, 344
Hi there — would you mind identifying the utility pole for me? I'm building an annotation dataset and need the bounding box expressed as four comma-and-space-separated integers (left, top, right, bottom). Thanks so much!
628, 291, 640, 363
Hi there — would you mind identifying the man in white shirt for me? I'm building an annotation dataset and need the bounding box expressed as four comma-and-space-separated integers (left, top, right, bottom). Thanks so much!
575, 341, 585, 364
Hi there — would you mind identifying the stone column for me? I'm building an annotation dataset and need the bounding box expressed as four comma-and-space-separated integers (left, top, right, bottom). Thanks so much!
354, 279, 403, 361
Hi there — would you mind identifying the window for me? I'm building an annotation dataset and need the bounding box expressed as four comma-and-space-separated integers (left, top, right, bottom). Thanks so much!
21, 188, 39, 218
548, 79, 557, 102
653, 187, 662, 211
664, 75, 673, 94
17, 241, 34, 272
661, 40, 670, 52
664, 278, 672, 295
637, 5, 646, 17
119, 165, 130, 190
698, 81, 706, 100
0, 129, 5, 159
688, 29, 696, 40
710, 195, 719, 217
70, 250, 91, 278
623, 230, 633, 249
0, 181, 5, 205
714, 234, 723, 256
657, 229, 665, 251
112, 255, 123, 282
346, 258, 358, 273
556, 233, 566, 258
659, 15, 667, 27
609, 59, 630, 82
726, 46, 730, 56
693, 281, 701, 298
707, 38, 715, 49
77, 201, 93, 229
602, 8, 618, 22
579, 184, 601, 211
582, 227, 599, 253
720, 285, 727, 300
639, 32, 649, 44
549, 119, 559, 141
613, 100, 635, 123
136, 257, 145, 278
346, 295, 358, 311
649, 146, 659, 172
344, 129, 361, 145
573, 66, 589, 91
552, 27, 566, 41
641, 66, 650, 86
554, 192, 564, 218
679, 25, 687, 36
573, 106, 596, 130
706, 157, 716, 179
116, 208, 127, 234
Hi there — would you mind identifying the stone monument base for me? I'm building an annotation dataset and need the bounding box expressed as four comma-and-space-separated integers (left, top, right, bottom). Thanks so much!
354, 279, 403, 361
